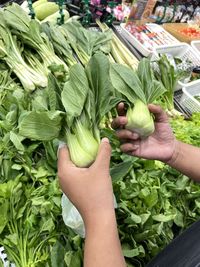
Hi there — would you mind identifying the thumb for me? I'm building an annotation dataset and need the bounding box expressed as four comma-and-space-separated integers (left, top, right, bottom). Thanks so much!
57, 145, 74, 179
93, 138, 111, 169
148, 104, 169, 123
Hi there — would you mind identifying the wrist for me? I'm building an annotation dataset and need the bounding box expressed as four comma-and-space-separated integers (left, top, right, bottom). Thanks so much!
83, 208, 117, 231
163, 140, 181, 166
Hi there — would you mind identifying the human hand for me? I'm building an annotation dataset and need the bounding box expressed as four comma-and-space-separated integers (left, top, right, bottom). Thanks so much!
57, 138, 114, 225
112, 103, 178, 163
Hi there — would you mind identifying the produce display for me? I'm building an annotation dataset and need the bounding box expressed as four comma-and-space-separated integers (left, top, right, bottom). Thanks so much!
124, 22, 179, 52
180, 27, 200, 38
0, 2, 200, 267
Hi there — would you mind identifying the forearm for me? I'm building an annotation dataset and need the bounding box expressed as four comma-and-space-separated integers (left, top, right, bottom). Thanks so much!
84, 210, 126, 267
166, 141, 200, 181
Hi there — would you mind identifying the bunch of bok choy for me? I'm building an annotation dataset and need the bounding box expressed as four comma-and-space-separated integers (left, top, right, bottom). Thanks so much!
0, 13, 47, 91
3, 4, 68, 72
110, 58, 166, 138
19, 53, 115, 167
153, 54, 188, 117
41, 22, 77, 67
60, 21, 113, 66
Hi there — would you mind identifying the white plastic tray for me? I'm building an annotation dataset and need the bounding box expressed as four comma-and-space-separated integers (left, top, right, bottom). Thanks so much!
120, 23, 180, 57
151, 43, 200, 89
191, 40, 200, 57
181, 83, 200, 113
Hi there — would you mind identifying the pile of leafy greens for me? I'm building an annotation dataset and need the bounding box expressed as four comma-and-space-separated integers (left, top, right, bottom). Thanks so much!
1, 3, 200, 267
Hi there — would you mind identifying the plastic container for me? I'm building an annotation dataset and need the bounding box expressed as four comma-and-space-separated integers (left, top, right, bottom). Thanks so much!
191, 40, 200, 57
163, 23, 200, 44
120, 23, 179, 57
180, 83, 200, 113
151, 43, 200, 89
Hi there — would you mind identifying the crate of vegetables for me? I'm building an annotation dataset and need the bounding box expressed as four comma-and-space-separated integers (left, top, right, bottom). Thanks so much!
163, 23, 200, 44
120, 22, 180, 57
151, 43, 200, 89
181, 84, 200, 113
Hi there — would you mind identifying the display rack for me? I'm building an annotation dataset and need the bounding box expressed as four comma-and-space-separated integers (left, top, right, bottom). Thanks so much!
181, 83, 200, 113
120, 22, 180, 57
152, 43, 200, 89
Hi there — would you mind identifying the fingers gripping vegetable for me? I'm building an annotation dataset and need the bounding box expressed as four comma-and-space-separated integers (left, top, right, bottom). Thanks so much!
110, 58, 166, 138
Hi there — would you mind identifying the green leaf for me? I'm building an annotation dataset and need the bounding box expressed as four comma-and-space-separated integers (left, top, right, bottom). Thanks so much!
152, 213, 176, 222
4, 233, 18, 246
123, 248, 140, 258
61, 63, 89, 125
86, 53, 113, 124
143, 188, 158, 208
137, 58, 154, 90
40, 218, 55, 232
111, 161, 133, 182
146, 80, 166, 104
3, 4, 30, 33
137, 58, 166, 103
69, 249, 82, 267
19, 111, 63, 141
47, 74, 58, 111
0, 200, 8, 234
31, 89, 49, 111
51, 241, 65, 267
122, 245, 145, 258
130, 213, 142, 224
9, 131, 24, 151
110, 63, 146, 104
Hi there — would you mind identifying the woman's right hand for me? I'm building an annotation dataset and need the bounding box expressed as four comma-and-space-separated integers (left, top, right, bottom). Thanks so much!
112, 103, 178, 163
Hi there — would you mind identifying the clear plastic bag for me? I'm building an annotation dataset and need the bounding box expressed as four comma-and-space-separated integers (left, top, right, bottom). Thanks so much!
61, 193, 118, 238
61, 194, 85, 238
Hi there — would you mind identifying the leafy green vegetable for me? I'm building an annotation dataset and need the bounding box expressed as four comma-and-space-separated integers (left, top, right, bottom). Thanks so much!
19, 53, 115, 167
0, 13, 47, 91
153, 54, 188, 116
61, 21, 112, 65
3, 4, 68, 72
41, 22, 77, 67
110, 58, 166, 138
1, 6, 200, 267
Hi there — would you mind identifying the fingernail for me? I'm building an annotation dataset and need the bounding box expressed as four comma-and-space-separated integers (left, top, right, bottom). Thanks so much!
132, 133, 139, 139
58, 141, 66, 149
57, 141, 67, 157
101, 137, 109, 143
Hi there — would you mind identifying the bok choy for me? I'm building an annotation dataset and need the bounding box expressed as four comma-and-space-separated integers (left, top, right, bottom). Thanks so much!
3, 4, 68, 72
19, 53, 115, 167
0, 13, 47, 91
60, 21, 112, 65
110, 58, 166, 138
153, 54, 188, 117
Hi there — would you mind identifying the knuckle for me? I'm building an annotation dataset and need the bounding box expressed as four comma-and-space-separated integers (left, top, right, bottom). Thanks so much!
111, 118, 119, 129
